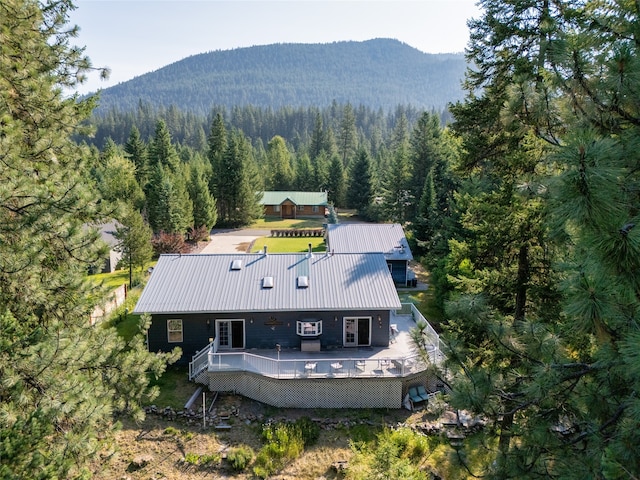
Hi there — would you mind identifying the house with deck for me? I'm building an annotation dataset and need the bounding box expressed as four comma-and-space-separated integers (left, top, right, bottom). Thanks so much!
325, 223, 415, 286
259, 191, 328, 219
134, 250, 444, 408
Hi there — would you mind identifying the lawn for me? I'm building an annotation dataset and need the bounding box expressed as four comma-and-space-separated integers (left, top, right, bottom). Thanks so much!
250, 236, 326, 253
89, 268, 130, 290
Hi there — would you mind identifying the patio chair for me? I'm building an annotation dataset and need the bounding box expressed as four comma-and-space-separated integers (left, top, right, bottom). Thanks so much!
416, 385, 432, 402
408, 386, 427, 406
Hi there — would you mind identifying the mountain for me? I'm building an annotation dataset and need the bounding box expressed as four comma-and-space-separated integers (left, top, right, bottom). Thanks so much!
92, 39, 467, 114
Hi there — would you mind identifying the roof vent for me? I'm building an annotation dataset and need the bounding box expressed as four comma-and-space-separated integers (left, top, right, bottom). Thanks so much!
263, 245, 268, 255
263, 276, 274, 288
306, 243, 314, 259
297, 275, 309, 288
231, 259, 243, 270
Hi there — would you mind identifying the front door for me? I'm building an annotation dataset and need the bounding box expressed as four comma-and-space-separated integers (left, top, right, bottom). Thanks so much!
344, 317, 371, 347
216, 319, 245, 349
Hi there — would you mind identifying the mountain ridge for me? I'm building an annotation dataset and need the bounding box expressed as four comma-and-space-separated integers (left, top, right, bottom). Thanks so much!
93, 38, 468, 114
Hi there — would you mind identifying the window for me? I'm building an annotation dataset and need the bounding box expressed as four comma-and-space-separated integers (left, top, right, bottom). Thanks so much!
297, 320, 322, 336
274, 205, 281, 212
167, 319, 183, 343
298, 205, 305, 211
312, 205, 319, 213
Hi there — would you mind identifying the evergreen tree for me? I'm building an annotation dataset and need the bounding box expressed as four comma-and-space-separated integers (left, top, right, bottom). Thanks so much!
188, 162, 217, 230
347, 148, 374, 217
146, 163, 193, 234
326, 155, 346, 208
439, 1, 640, 477
114, 207, 153, 288
148, 119, 180, 172
216, 131, 262, 226
93, 153, 146, 211
294, 153, 315, 191
0, 1, 177, 478
337, 103, 357, 167
381, 120, 413, 223
124, 125, 148, 187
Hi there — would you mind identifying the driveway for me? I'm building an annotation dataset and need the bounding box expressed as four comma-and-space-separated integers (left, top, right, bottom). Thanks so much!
199, 229, 270, 254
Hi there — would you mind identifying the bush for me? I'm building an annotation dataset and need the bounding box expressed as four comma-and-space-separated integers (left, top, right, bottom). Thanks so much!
294, 416, 320, 446
152, 231, 190, 256
253, 422, 305, 478
227, 445, 254, 471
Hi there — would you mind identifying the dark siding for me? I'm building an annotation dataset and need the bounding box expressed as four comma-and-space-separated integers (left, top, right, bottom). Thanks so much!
146, 309, 392, 361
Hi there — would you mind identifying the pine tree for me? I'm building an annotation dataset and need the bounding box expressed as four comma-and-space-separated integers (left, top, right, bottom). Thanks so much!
189, 162, 217, 230
294, 153, 315, 191
347, 148, 374, 217
337, 103, 357, 167
216, 131, 262, 226
0, 1, 178, 478
326, 156, 346, 208
124, 125, 148, 186
146, 163, 193, 234
148, 119, 180, 172
439, 1, 640, 477
114, 207, 153, 288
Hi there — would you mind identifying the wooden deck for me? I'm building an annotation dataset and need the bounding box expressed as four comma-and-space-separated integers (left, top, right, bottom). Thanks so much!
188, 304, 445, 408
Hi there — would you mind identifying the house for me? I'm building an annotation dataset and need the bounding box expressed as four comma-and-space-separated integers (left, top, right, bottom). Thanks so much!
95, 221, 122, 273
325, 223, 414, 286
259, 191, 328, 218
134, 249, 444, 408
134, 250, 400, 362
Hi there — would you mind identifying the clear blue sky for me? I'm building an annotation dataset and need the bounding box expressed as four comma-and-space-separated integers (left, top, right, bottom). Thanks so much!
70, 0, 482, 95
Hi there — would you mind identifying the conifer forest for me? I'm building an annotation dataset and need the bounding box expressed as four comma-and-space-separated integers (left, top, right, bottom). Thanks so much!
1, 0, 640, 479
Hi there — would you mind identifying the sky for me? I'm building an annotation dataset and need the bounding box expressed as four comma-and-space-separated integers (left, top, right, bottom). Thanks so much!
70, 0, 482, 95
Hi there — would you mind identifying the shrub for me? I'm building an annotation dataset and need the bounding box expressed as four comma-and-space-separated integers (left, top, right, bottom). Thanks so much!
294, 416, 320, 446
188, 225, 211, 243
152, 231, 189, 256
183, 452, 200, 465
227, 445, 254, 471
253, 422, 305, 479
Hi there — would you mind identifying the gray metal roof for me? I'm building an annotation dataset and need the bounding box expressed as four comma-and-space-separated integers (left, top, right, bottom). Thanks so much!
326, 223, 413, 261
259, 191, 328, 206
134, 252, 401, 314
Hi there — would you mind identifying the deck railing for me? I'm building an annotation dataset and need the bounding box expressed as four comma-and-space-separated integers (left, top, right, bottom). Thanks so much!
189, 303, 445, 380
205, 351, 429, 379
405, 303, 446, 364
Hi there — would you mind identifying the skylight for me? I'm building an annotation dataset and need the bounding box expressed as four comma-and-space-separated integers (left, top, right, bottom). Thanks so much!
231, 259, 243, 270
297, 275, 309, 288
263, 276, 274, 288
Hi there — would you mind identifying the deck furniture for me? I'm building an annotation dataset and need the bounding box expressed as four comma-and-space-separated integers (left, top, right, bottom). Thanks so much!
408, 385, 429, 408
416, 385, 432, 401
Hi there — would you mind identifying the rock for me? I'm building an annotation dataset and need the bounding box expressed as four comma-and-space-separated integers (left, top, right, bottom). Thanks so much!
128, 454, 153, 472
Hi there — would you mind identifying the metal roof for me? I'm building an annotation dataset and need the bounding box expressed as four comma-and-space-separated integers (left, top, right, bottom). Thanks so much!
259, 191, 328, 206
326, 223, 413, 261
133, 252, 401, 314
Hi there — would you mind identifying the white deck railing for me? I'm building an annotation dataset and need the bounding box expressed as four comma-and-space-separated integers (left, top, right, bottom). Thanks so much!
189, 303, 445, 380
205, 351, 429, 379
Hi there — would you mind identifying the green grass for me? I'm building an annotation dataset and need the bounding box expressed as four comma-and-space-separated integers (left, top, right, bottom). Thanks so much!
250, 217, 326, 229
150, 365, 193, 409
89, 268, 130, 290
398, 289, 444, 327
250, 236, 326, 253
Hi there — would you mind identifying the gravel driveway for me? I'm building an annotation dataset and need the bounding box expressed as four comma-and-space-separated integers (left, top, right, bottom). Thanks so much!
198, 229, 271, 254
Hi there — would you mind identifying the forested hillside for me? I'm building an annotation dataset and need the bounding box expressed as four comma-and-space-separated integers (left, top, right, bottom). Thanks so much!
5, 0, 640, 479
92, 39, 466, 114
